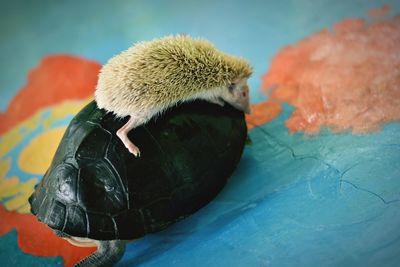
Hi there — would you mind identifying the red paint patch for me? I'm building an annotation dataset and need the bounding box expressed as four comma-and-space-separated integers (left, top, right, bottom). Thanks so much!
0, 204, 96, 267
246, 102, 282, 130
262, 10, 400, 134
0, 55, 101, 134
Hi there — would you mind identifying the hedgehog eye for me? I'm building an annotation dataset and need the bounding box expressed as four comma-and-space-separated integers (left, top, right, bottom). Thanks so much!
228, 83, 235, 93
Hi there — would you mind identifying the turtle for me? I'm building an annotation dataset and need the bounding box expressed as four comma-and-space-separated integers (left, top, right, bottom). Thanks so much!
29, 99, 247, 266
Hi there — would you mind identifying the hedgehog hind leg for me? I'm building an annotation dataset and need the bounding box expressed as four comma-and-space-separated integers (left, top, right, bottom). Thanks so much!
117, 116, 143, 157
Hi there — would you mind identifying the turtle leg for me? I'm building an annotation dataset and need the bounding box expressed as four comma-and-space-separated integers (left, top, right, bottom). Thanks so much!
55, 230, 97, 247
54, 230, 124, 266
117, 116, 141, 157
74, 240, 126, 267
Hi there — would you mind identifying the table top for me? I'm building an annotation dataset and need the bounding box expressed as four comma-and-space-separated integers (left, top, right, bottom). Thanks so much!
1, 1, 400, 266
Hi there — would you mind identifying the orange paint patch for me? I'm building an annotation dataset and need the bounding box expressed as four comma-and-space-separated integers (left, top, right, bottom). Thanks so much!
0, 55, 101, 135
262, 10, 400, 134
0, 204, 96, 267
246, 102, 282, 130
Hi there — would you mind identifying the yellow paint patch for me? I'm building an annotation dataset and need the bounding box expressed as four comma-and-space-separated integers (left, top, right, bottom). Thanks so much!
0, 98, 90, 158
3, 178, 38, 213
0, 113, 43, 158
0, 158, 10, 177
0, 176, 38, 214
0, 159, 39, 214
0, 176, 20, 196
18, 127, 67, 175
42, 98, 92, 128
0, 98, 91, 214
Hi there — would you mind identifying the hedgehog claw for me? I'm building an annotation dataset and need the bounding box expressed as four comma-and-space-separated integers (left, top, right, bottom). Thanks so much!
118, 135, 141, 157
126, 143, 141, 157
116, 130, 141, 157
126, 143, 140, 158
117, 116, 142, 157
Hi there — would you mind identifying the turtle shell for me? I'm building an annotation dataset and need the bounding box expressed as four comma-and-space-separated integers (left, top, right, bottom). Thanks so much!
29, 100, 247, 240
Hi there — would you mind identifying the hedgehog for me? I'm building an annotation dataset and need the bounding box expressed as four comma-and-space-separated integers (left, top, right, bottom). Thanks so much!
95, 35, 253, 156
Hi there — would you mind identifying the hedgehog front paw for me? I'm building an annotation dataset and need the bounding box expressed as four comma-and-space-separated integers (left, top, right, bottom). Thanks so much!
117, 131, 141, 157
126, 143, 141, 157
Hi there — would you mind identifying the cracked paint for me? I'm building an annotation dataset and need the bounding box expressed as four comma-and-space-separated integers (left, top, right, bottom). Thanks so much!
1, 2, 400, 267
117, 104, 400, 266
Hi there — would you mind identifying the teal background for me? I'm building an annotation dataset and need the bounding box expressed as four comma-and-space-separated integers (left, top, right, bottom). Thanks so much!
1, 1, 400, 266
2, 0, 400, 108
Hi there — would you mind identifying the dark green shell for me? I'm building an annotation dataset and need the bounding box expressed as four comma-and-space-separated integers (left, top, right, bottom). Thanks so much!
29, 100, 247, 240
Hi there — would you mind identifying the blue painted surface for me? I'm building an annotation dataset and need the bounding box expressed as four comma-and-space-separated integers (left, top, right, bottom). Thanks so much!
1, 0, 400, 109
117, 106, 400, 267
1, 1, 400, 266
1, 110, 75, 183
0, 230, 63, 267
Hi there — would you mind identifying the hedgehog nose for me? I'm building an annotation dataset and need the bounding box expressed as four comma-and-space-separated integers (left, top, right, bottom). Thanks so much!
235, 101, 250, 114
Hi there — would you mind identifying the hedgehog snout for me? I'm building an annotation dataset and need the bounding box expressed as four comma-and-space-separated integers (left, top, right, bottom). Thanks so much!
224, 85, 251, 114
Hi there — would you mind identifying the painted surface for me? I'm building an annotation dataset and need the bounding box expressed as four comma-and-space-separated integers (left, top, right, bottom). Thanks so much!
262, 14, 400, 134
0, 1, 400, 266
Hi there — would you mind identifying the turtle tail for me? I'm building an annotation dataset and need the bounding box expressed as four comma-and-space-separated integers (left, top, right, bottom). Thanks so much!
74, 240, 126, 267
